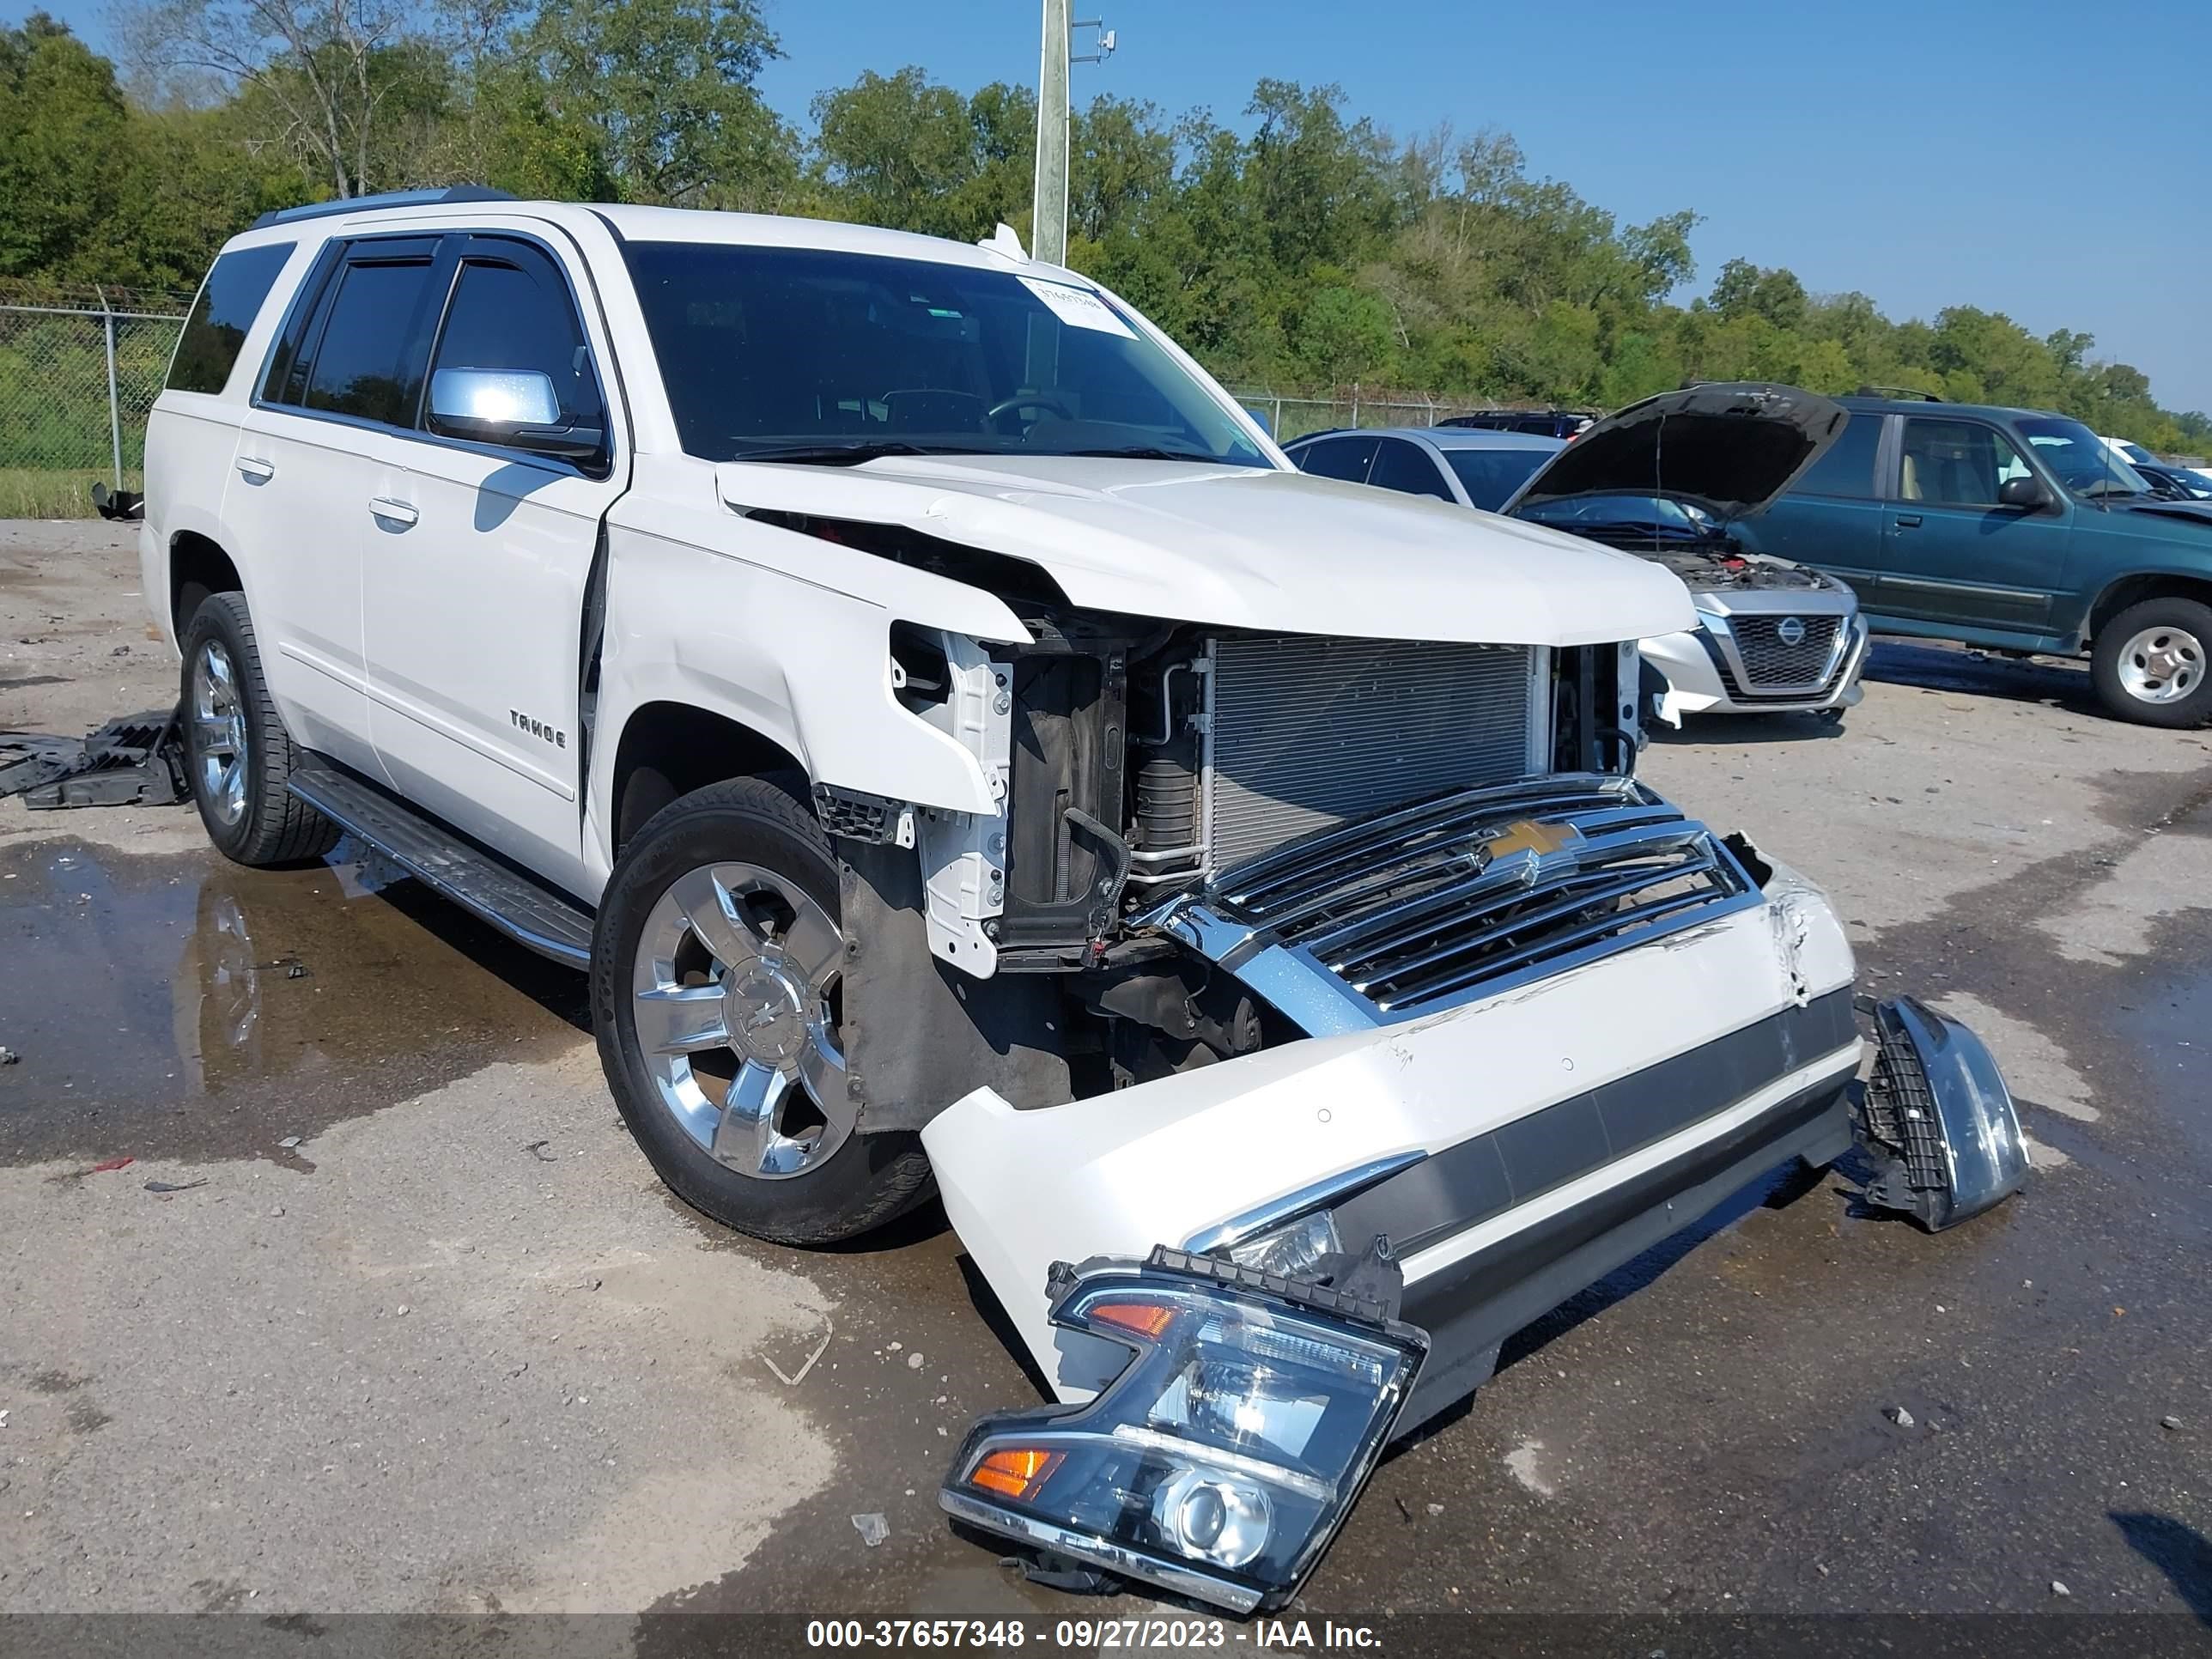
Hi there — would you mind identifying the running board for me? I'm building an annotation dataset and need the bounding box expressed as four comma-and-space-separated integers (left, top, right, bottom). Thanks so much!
288, 764, 594, 968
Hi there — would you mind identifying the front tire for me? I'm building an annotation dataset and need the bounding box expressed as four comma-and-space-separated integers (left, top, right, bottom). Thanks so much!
590, 776, 933, 1245
178, 592, 339, 866
2091, 598, 2212, 727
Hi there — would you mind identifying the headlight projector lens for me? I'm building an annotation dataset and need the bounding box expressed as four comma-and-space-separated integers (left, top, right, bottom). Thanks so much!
940, 1245, 1427, 1613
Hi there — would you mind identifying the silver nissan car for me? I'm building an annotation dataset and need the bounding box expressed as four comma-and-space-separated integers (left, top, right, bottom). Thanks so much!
1288, 413, 1869, 723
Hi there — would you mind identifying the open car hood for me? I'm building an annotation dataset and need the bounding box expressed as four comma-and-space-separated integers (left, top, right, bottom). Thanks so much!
717, 454, 1697, 647
1499, 382, 1850, 523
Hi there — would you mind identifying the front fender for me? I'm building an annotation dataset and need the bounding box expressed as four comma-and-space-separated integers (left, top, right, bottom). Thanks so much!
588, 514, 1018, 884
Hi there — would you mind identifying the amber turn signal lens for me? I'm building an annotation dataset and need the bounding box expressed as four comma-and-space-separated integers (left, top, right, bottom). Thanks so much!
969, 1448, 1063, 1500
1090, 1302, 1176, 1340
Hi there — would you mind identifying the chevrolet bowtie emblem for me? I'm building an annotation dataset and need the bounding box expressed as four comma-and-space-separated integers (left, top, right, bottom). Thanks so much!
1482, 818, 1582, 860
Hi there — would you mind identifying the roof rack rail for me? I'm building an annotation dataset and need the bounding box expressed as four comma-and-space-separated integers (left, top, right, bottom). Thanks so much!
252, 185, 517, 230
1856, 385, 1944, 402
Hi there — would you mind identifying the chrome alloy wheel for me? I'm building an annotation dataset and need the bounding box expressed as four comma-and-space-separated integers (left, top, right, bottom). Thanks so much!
631, 861, 853, 1180
190, 638, 250, 825
2117, 624, 2204, 705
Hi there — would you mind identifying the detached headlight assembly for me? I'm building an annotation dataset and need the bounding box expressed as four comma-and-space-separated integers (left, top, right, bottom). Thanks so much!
939, 1246, 1426, 1613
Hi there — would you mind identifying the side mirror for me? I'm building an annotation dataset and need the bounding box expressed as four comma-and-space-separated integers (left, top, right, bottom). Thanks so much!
1997, 476, 2049, 511
428, 368, 604, 464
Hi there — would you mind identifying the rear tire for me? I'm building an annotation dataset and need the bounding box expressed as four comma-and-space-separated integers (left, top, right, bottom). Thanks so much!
178, 592, 339, 866
590, 775, 933, 1245
2090, 598, 2212, 727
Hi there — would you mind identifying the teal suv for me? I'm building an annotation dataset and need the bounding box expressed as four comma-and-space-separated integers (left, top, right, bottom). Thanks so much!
1741, 396, 2212, 726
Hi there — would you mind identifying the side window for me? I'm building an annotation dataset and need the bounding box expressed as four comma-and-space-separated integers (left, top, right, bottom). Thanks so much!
1294, 435, 1380, 483
167, 242, 295, 395
1900, 418, 2026, 507
427, 251, 605, 433
1367, 438, 1455, 501
1794, 411, 1883, 499
301, 253, 441, 426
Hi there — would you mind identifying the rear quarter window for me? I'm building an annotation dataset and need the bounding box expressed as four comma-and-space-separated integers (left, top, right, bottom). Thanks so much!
167, 243, 296, 396
1791, 410, 1883, 499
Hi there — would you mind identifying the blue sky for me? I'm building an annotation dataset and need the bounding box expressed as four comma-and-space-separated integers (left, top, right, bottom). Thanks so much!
23, 0, 2212, 411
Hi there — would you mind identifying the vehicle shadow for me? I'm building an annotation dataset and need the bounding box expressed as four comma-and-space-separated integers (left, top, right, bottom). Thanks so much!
344, 859, 594, 1033
1862, 638, 2103, 714
1390, 1155, 1833, 1455
2111, 1511, 2212, 1624
1647, 712, 1848, 746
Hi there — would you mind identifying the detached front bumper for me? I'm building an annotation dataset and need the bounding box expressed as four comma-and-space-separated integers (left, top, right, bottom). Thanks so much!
924, 853, 1863, 1425
926, 775, 2031, 1612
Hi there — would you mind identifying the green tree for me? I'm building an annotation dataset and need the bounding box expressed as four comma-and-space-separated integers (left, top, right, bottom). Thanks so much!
501, 0, 790, 206
119, 0, 432, 198
0, 15, 136, 281
810, 68, 1031, 239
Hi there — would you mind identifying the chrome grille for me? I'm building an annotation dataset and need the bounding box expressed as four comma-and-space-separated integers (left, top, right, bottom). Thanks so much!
1730, 614, 1842, 690
1185, 775, 1761, 1022
1205, 635, 1537, 873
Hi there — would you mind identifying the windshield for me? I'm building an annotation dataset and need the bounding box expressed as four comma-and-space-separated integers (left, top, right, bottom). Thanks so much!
621, 242, 1268, 467
1443, 447, 1556, 511
2016, 416, 2152, 498
1516, 492, 1718, 535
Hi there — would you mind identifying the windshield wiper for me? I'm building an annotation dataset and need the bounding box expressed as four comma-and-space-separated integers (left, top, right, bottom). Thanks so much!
2077, 478, 2148, 499
1063, 445, 1220, 464
728, 441, 989, 466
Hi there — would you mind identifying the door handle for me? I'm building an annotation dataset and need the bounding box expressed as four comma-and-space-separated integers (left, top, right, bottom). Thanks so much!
368, 497, 418, 527
235, 457, 275, 483
1893, 514, 1923, 527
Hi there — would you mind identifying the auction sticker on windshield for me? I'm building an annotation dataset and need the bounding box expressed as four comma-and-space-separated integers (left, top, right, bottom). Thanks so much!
1020, 276, 1137, 337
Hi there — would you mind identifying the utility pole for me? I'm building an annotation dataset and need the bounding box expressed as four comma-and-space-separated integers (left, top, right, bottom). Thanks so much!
1032, 3, 1115, 267
1032, 0, 1072, 267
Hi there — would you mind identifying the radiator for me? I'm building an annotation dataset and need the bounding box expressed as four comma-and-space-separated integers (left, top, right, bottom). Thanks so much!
1204, 635, 1542, 874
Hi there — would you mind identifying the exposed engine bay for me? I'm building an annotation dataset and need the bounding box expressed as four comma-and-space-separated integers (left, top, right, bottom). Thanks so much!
1645, 544, 1836, 592
1513, 507, 1838, 593
769, 507, 1644, 1120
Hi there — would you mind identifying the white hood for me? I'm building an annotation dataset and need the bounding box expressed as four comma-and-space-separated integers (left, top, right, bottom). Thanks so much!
716, 455, 1697, 646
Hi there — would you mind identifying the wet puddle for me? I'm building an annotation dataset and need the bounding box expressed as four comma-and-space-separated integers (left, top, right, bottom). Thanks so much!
2115, 950, 2212, 1186
0, 836, 590, 1166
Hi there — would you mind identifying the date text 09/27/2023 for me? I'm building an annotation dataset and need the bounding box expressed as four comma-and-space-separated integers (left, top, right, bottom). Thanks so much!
800, 1617, 1382, 1649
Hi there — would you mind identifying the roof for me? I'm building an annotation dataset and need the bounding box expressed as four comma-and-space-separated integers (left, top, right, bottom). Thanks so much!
1286, 426, 1565, 452
251, 185, 515, 228
1838, 392, 2051, 421
228, 194, 1079, 283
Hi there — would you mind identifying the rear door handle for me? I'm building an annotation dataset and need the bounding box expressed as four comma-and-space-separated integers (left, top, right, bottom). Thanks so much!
235, 457, 275, 483
1893, 514, 1923, 527
368, 496, 418, 527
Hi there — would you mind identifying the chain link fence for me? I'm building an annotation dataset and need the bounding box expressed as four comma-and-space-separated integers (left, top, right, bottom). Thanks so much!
0, 299, 187, 519
1226, 386, 1482, 443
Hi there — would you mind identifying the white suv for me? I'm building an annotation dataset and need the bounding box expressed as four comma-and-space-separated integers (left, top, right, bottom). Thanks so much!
143, 188, 2025, 1610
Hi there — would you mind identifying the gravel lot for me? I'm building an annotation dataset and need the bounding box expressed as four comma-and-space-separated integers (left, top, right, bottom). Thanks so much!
3, 522, 2209, 1627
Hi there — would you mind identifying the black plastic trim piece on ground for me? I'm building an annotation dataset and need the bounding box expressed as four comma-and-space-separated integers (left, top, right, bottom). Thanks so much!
0, 710, 186, 809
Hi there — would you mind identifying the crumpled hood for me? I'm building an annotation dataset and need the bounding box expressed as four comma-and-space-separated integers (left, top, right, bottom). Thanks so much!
1503, 382, 1850, 522
716, 455, 1697, 646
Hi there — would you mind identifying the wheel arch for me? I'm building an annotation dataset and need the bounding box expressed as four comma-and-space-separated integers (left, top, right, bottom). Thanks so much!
168, 529, 245, 636
2081, 570, 2212, 647
605, 699, 809, 861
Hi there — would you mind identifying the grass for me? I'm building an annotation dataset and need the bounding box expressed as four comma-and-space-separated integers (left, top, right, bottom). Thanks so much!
0, 468, 139, 520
